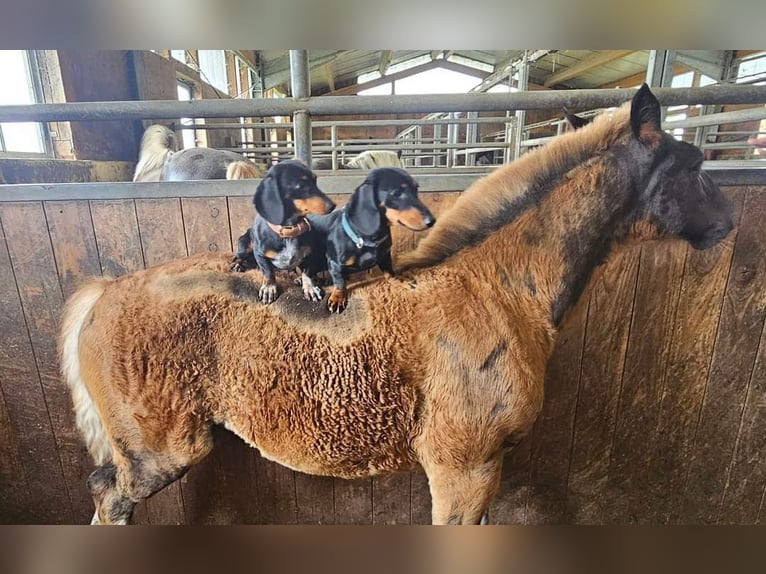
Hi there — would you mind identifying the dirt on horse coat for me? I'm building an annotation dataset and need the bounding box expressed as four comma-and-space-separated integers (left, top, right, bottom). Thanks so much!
60, 86, 734, 525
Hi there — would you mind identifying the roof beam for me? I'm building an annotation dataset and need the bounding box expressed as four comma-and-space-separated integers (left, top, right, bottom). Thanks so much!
598, 64, 690, 89
470, 50, 552, 93
431, 50, 441, 60
543, 50, 635, 87
264, 51, 348, 90
379, 50, 393, 75
327, 59, 486, 96
324, 63, 335, 92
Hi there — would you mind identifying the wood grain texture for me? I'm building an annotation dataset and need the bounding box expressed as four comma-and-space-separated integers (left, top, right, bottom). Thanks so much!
524, 283, 591, 524
604, 240, 686, 523
566, 248, 641, 523
333, 478, 373, 524
181, 197, 232, 255
89, 200, 145, 277
678, 189, 766, 524
679, 188, 766, 524
646, 188, 744, 523
0, 203, 86, 523
43, 201, 102, 298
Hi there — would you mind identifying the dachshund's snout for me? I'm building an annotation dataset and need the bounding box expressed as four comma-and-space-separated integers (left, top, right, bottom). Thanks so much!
323, 196, 337, 213
422, 213, 435, 228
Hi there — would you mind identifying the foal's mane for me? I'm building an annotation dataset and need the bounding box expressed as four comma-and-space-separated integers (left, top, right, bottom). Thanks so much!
397, 104, 632, 271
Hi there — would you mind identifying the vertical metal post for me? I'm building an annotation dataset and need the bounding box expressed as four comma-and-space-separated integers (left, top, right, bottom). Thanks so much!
646, 50, 676, 123
446, 113, 457, 168
513, 50, 529, 161
433, 123, 442, 167
466, 111, 477, 166
414, 125, 422, 167
289, 50, 311, 165
330, 124, 338, 170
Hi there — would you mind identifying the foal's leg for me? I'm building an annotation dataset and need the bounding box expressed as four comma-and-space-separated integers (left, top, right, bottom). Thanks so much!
425, 455, 504, 525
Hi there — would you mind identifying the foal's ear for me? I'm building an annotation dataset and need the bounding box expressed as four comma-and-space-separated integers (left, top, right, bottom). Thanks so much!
563, 107, 590, 130
253, 175, 285, 225
630, 83, 662, 147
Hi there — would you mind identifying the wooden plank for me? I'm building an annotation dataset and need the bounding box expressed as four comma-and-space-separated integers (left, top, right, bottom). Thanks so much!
719, 315, 766, 524
254, 455, 297, 524
0, 204, 80, 523
566, 247, 641, 523
410, 471, 432, 524
604, 241, 686, 522
679, 188, 766, 524
645, 188, 744, 523
135, 198, 188, 267
0, 378, 33, 522
372, 473, 411, 524
227, 196, 254, 255
490, 433, 533, 524
181, 197, 232, 255
524, 283, 591, 524
181, 428, 260, 524
89, 200, 145, 276
295, 474, 335, 524
134, 198, 188, 524
333, 478, 373, 524
43, 201, 102, 298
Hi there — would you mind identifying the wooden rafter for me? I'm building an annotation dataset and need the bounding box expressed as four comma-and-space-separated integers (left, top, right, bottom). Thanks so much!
324, 63, 335, 92
598, 64, 690, 89
379, 50, 393, 75
543, 50, 635, 87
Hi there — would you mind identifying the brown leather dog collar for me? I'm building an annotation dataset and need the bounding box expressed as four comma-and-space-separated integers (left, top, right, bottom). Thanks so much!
266, 218, 311, 239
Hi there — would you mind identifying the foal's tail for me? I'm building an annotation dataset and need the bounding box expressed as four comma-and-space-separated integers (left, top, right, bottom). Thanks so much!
226, 160, 262, 180
58, 278, 113, 466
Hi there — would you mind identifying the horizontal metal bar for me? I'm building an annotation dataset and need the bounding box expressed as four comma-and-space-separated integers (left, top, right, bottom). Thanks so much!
181, 117, 513, 130
2, 86, 765, 122
1, 163, 763, 203
664, 106, 766, 129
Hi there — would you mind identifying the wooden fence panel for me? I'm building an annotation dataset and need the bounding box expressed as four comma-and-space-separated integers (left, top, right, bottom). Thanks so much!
679, 187, 766, 524
1, 188, 764, 525
0, 203, 81, 523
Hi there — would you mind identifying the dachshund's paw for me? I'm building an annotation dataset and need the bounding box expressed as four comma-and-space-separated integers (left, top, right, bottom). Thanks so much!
230, 257, 246, 273
303, 285, 323, 302
259, 282, 278, 304
327, 289, 348, 313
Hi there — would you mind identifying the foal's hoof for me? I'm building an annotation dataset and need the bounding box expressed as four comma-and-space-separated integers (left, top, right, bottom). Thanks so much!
259, 283, 278, 304
327, 289, 348, 313
303, 285, 323, 302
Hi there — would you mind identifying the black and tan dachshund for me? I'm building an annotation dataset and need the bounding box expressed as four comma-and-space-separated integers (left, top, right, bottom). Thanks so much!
231, 160, 336, 303
307, 167, 435, 313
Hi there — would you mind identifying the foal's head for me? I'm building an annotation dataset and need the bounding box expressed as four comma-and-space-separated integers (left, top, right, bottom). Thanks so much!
626, 84, 734, 249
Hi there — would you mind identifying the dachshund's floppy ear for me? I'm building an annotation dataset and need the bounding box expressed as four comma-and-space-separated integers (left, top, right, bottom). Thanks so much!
346, 177, 381, 236
253, 174, 285, 225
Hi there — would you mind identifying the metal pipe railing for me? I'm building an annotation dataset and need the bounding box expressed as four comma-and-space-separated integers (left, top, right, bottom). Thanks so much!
2, 86, 766, 122
290, 50, 311, 165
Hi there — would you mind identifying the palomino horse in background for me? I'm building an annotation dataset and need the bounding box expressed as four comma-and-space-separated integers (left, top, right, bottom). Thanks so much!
60, 85, 733, 524
312, 149, 404, 171
133, 124, 262, 182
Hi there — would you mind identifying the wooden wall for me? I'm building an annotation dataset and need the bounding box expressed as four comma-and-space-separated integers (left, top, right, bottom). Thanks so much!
0, 187, 764, 524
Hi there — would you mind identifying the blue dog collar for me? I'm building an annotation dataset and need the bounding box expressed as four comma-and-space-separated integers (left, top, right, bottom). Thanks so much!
341, 210, 377, 250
